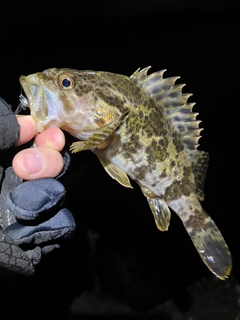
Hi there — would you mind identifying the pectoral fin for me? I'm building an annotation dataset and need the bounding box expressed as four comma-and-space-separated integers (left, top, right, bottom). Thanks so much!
141, 186, 171, 231
70, 112, 128, 153
98, 157, 133, 188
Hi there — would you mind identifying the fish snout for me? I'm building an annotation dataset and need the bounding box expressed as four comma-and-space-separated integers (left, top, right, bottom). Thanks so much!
20, 74, 42, 101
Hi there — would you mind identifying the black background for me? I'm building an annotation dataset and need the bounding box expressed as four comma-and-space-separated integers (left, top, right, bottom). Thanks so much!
0, 1, 239, 319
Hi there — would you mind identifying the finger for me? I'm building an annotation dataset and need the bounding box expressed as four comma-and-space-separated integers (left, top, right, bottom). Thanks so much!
34, 127, 65, 151
12, 147, 64, 180
16, 116, 37, 146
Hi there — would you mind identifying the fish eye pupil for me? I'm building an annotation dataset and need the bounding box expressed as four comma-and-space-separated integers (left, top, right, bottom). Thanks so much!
62, 78, 71, 88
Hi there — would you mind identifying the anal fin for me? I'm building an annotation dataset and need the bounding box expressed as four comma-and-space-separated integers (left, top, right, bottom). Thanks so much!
141, 186, 171, 231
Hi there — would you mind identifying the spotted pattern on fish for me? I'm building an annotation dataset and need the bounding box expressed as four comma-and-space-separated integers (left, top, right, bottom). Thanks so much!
19, 66, 232, 279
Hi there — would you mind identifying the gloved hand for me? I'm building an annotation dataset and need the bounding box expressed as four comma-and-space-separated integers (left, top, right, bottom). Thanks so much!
0, 97, 76, 276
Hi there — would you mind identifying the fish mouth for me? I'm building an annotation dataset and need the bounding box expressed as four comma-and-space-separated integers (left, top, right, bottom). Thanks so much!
20, 74, 40, 100
20, 74, 60, 132
20, 74, 47, 120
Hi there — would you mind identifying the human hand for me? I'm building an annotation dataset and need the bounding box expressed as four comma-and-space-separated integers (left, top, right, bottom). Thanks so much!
0, 98, 75, 276
13, 116, 65, 180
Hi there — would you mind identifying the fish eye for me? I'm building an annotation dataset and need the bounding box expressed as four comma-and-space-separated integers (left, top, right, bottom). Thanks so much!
58, 74, 75, 89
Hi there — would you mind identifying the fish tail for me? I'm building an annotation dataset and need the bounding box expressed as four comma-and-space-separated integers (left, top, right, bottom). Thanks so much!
168, 194, 232, 279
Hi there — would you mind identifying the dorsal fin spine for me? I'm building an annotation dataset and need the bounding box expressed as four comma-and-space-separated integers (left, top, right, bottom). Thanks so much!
131, 67, 203, 152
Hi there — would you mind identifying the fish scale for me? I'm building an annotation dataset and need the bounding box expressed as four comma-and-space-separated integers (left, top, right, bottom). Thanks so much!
20, 67, 232, 279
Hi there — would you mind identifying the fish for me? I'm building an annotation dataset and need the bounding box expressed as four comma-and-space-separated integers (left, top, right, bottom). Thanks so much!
20, 67, 232, 279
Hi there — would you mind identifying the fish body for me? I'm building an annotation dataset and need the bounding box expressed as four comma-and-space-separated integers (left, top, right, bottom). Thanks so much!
20, 67, 232, 279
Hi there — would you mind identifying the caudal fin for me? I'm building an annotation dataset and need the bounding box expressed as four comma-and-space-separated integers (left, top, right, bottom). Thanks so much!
169, 195, 232, 280
184, 214, 232, 279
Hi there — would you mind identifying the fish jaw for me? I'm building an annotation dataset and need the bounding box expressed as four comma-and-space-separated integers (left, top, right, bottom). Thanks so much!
20, 72, 66, 132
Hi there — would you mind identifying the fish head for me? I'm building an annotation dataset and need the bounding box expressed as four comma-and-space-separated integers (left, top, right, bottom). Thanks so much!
20, 68, 122, 140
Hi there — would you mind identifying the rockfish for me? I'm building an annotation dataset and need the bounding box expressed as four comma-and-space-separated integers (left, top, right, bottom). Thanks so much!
20, 67, 232, 279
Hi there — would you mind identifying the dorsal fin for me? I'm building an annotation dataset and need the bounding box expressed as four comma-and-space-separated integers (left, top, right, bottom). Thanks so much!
131, 67, 209, 197
190, 150, 209, 201
130, 66, 152, 83
130, 67, 202, 151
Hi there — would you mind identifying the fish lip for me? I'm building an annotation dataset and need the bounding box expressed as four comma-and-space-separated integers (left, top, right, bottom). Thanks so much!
20, 74, 39, 97
36, 119, 60, 132
19, 74, 42, 111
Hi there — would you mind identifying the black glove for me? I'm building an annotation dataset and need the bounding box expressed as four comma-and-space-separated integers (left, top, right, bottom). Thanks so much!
0, 97, 76, 276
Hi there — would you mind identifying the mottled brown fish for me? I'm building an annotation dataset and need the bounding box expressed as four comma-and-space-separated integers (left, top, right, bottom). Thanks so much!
20, 67, 232, 279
